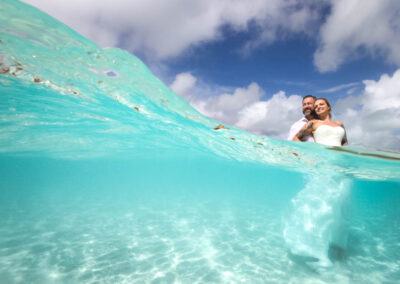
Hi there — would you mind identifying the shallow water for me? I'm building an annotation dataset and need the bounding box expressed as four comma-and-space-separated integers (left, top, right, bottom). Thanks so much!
0, 157, 399, 283
1, 1, 400, 283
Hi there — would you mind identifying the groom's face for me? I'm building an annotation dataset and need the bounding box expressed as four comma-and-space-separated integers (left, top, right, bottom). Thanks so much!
302, 97, 315, 116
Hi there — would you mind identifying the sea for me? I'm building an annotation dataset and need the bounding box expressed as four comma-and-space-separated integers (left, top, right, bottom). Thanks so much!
1, 1, 399, 283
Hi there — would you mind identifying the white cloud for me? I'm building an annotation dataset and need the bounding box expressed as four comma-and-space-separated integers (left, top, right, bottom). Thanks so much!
170, 72, 303, 139
22, 0, 325, 60
22, 0, 400, 71
236, 91, 302, 138
319, 82, 360, 93
362, 72, 400, 111
191, 82, 265, 125
335, 69, 400, 150
314, 0, 400, 72
170, 72, 197, 100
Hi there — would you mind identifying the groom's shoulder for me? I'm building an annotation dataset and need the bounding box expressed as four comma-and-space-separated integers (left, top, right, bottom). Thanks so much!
293, 117, 307, 125
288, 118, 308, 135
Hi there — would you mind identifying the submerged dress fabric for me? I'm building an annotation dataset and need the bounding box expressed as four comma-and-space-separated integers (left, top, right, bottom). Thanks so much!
283, 172, 351, 267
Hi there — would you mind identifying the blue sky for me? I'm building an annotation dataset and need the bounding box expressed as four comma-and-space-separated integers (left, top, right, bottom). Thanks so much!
22, 0, 400, 150
163, 30, 396, 99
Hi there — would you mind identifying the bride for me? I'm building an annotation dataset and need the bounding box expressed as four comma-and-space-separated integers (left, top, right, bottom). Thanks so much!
293, 98, 348, 146
287, 98, 350, 268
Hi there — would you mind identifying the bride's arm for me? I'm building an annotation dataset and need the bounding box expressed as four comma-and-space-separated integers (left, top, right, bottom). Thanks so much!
293, 121, 315, 142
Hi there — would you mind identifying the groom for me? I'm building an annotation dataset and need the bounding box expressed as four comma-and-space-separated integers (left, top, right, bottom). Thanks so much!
287, 95, 316, 142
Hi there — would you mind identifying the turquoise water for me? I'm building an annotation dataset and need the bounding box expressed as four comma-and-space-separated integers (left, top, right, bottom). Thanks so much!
1, 1, 399, 283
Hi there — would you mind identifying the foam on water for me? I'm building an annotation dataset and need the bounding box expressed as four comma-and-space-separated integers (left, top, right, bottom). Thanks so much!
1, 1, 400, 283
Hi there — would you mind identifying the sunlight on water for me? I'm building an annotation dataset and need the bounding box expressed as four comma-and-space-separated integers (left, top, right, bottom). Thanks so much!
1, 1, 399, 283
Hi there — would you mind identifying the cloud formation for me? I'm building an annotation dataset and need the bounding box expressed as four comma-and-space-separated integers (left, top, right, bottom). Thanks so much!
235, 91, 302, 139
193, 82, 264, 126
170, 72, 303, 139
319, 82, 361, 93
23, 0, 400, 71
22, 0, 324, 60
335, 69, 400, 150
169, 72, 197, 100
315, 0, 400, 72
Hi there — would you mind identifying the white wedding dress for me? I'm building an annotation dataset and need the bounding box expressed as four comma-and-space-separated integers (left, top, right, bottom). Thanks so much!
283, 125, 350, 268
313, 125, 345, 146
314, 124, 346, 146
283, 173, 351, 268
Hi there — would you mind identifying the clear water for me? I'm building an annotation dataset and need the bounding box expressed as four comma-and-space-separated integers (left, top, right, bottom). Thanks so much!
1, 1, 399, 283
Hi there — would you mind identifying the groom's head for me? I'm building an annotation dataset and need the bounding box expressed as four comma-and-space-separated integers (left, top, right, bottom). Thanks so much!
302, 95, 316, 118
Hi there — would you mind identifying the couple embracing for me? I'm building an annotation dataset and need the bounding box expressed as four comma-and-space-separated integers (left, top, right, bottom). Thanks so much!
288, 95, 348, 147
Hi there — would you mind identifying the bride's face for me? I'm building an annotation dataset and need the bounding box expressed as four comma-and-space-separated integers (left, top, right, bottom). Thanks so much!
315, 99, 330, 116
